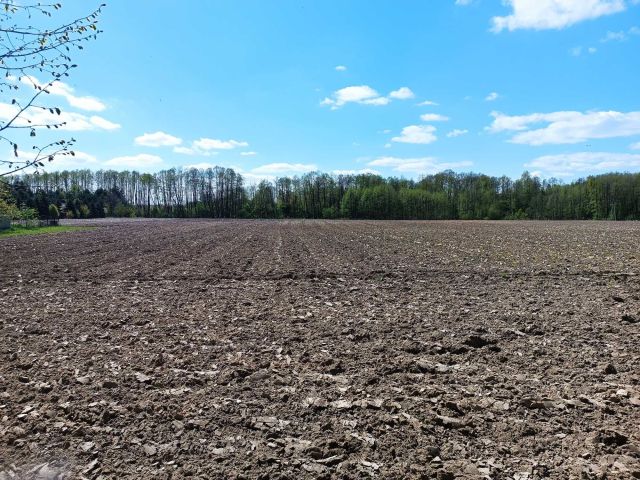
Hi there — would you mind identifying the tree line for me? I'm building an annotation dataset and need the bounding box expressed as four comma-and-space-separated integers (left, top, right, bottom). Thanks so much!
2, 167, 640, 221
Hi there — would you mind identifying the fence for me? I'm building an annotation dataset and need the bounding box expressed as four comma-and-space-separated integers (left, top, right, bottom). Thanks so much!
0, 217, 10, 231
11, 219, 59, 228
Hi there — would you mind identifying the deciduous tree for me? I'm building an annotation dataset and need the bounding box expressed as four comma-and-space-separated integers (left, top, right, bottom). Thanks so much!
0, 2, 105, 177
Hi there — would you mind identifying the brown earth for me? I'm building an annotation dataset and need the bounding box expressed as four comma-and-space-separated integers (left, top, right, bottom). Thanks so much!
0, 219, 639, 479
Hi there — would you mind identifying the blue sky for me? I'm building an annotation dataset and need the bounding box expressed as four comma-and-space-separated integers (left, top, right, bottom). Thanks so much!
5, 0, 640, 182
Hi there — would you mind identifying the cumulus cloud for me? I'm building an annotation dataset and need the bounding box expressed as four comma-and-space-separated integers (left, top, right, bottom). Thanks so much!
194, 138, 248, 150
333, 168, 381, 176
447, 129, 469, 138
455, 0, 474, 5
234, 163, 317, 183
367, 156, 472, 174
601, 30, 627, 42
240, 151, 258, 156
20, 75, 107, 112
11, 149, 100, 171
417, 100, 439, 106
600, 25, 640, 42
492, 0, 628, 33
321, 85, 386, 109
173, 146, 217, 156
485, 92, 500, 101
0, 102, 120, 131
184, 162, 219, 170
571, 45, 598, 55
321, 85, 414, 109
389, 87, 415, 100
420, 113, 450, 122
392, 125, 438, 144
251, 163, 317, 175
335, 65, 347, 71
488, 110, 640, 145
174, 138, 249, 156
135, 131, 182, 147
570, 46, 583, 56
525, 151, 640, 177
105, 154, 163, 169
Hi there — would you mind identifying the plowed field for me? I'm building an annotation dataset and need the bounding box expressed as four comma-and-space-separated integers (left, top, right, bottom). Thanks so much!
1, 220, 639, 479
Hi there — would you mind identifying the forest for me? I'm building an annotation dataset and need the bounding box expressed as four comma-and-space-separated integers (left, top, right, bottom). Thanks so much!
2, 167, 640, 221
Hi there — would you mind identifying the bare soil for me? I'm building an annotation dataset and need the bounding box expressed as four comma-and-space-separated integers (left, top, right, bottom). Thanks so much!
1, 219, 639, 479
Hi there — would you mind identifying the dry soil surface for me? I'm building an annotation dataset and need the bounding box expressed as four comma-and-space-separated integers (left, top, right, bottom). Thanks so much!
0, 219, 639, 479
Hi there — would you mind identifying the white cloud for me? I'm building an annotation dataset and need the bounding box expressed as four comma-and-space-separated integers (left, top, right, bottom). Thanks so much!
87, 116, 121, 130
251, 163, 317, 175
173, 138, 249, 156
392, 125, 438, 144
601, 30, 626, 41
49, 85, 106, 112
420, 113, 450, 122
485, 92, 500, 101
389, 87, 415, 100
570, 46, 583, 56
335, 65, 347, 71
492, 0, 628, 33
601, 25, 640, 42
135, 131, 182, 147
367, 156, 472, 174
488, 110, 640, 145
237, 163, 317, 184
333, 168, 381, 175
12, 149, 100, 171
193, 138, 248, 150
321, 85, 386, 109
447, 129, 469, 138
0, 102, 120, 131
362, 97, 391, 106
631, 142, 640, 149
525, 151, 640, 177
173, 146, 217, 156
321, 85, 413, 109
184, 162, 219, 170
63, 151, 99, 165
105, 154, 163, 169
20, 75, 107, 112
418, 100, 439, 106
570, 45, 597, 55
240, 151, 258, 156
455, 0, 474, 5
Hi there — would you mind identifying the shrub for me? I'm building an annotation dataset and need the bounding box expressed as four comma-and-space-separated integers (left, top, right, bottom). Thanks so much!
48, 204, 60, 220
114, 203, 135, 218
19, 206, 38, 220
79, 204, 90, 219
322, 206, 338, 219
0, 199, 21, 220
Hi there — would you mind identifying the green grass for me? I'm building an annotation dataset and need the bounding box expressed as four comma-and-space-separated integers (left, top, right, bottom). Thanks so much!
0, 225, 91, 238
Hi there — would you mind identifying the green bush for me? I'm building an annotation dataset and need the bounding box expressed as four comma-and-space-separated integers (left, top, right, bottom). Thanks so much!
322, 206, 338, 219
0, 199, 21, 220
79, 204, 90, 219
48, 204, 60, 219
114, 203, 135, 218
19, 206, 38, 221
